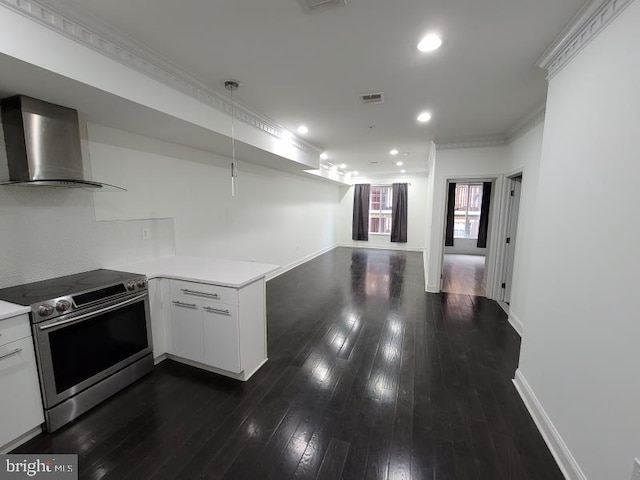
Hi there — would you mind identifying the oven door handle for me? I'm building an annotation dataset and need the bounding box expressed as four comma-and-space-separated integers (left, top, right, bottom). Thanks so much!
39, 293, 148, 331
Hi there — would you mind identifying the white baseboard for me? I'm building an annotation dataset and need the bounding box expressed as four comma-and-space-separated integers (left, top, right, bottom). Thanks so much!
166, 354, 263, 381
266, 244, 338, 281
1, 426, 42, 454
508, 309, 524, 336
337, 243, 425, 253
513, 370, 586, 480
153, 353, 168, 365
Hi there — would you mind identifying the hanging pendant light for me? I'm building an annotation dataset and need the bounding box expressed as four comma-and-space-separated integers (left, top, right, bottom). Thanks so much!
224, 80, 240, 197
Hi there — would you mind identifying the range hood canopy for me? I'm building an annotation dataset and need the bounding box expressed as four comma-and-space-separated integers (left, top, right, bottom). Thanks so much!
0, 95, 125, 191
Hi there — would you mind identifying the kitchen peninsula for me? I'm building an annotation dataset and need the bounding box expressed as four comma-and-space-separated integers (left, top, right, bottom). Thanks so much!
115, 256, 279, 381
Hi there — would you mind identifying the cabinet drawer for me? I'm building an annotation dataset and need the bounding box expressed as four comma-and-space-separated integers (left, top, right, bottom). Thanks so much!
170, 280, 237, 305
0, 337, 44, 449
0, 314, 31, 348
202, 301, 241, 374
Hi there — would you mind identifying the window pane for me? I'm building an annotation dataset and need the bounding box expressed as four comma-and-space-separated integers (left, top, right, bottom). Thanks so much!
370, 216, 380, 233
468, 184, 483, 213
454, 215, 466, 238
452, 183, 484, 239
468, 216, 480, 239
368, 185, 393, 234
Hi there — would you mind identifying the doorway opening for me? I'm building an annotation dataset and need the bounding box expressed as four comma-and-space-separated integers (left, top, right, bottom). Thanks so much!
441, 180, 493, 296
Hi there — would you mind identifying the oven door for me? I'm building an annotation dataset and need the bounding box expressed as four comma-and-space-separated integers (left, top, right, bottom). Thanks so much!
33, 292, 152, 409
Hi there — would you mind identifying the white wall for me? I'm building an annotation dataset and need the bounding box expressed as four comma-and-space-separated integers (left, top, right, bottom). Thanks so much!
423, 145, 437, 287
0, 124, 175, 289
517, 2, 640, 479
337, 174, 428, 252
444, 239, 486, 256
504, 122, 544, 332
89, 124, 339, 270
426, 146, 508, 292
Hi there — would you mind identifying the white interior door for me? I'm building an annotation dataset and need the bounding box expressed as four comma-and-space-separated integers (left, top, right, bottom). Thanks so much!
501, 175, 522, 303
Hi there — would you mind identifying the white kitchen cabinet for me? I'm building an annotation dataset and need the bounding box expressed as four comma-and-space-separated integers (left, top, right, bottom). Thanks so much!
170, 297, 204, 364
148, 278, 169, 360
202, 301, 240, 373
0, 313, 44, 452
166, 279, 266, 380
114, 256, 276, 382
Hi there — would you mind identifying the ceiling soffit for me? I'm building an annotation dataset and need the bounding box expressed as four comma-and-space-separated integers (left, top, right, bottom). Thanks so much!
0, 0, 321, 156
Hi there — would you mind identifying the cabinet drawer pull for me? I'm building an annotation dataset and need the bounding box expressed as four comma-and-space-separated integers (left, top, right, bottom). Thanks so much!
180, 289, 219, 299
172, 301, 197, 309
0, 348, 22, 360
203, 306, 230, 316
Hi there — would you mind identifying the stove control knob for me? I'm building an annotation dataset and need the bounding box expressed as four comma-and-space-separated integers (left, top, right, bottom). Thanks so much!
137, 279, 147, 288
38, 304, 54, 317
56, 300, 71, 312
127, 282, 136, 291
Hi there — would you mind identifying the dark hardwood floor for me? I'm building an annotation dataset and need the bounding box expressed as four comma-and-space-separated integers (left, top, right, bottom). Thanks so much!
442, 254, 486, 297
14, 247, 562, 480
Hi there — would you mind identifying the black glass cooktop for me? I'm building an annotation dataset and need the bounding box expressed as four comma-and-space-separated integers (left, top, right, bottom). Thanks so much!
0, 269, 141, 306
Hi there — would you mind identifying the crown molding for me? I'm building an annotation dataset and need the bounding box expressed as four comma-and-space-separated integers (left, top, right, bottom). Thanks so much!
536, 0, 635, 79
433, 135, 506, 151
0, 0, 321, 156
433, 102, 546, 151
506, 103, 546, 143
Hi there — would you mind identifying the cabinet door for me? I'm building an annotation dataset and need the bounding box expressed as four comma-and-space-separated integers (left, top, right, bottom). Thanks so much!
0, 337, 44, 448
202, 301, 240, 373
170, 298, 204, 364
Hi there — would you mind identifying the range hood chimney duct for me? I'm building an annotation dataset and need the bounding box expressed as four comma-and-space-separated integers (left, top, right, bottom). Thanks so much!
0, 95, 125, 191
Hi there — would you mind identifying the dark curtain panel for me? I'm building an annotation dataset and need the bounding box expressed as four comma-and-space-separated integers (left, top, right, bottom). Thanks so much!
352, 184, 370, 241
477, 181, 492, 248
391, 183, 408, 243
445, 182, 456, 247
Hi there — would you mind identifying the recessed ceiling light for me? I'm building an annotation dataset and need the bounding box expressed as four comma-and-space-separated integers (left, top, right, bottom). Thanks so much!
417, 34, 442, 52
320, 152, 328, 160
353, 171, 359, 175
396, 161, 404, 166
297, 125, 309, 134
340, 164, 347, 168
402, 152, 411, 156
401, 169, 406, 173
417, 112, 432, 123
390, 149, 399, 156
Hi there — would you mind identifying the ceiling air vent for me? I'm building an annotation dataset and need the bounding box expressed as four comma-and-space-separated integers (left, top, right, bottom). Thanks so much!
361, 92, 385, 105
298, 0, 347, 13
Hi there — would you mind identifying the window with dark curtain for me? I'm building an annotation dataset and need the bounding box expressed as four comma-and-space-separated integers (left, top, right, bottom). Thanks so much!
390, 183, 408, 243
477, 181, 492, 248
445, 182, 456, 246
352, 184, 370, 241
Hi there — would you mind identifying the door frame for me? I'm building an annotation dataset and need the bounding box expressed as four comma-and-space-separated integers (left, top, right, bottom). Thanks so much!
487, 168, 524, 301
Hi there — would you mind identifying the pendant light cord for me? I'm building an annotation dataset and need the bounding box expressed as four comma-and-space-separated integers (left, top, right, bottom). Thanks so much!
230, 86, 238, 197
225, 80, 240, 197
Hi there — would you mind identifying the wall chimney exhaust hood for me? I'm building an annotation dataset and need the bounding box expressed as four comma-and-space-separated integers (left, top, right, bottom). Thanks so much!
0, 95, 125, 191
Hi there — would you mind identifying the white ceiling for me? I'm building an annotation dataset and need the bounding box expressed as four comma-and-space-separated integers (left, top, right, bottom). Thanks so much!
45, 0, 585, 176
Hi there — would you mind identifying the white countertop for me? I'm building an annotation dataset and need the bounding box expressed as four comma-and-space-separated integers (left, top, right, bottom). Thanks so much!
113, 256, 280, 288
0, 300, 30, 321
